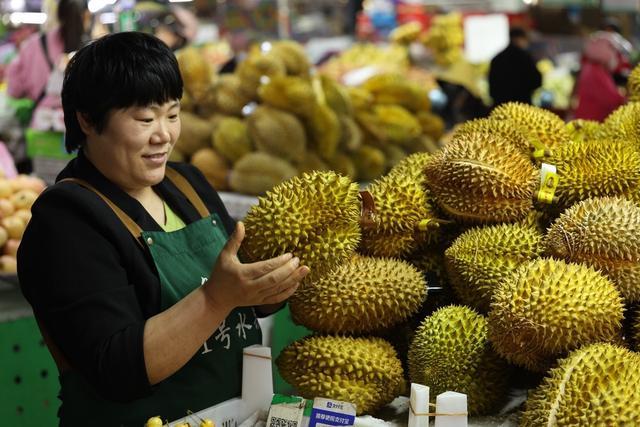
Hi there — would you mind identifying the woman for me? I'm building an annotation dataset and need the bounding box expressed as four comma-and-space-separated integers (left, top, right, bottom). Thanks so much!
18, 32, 309, 426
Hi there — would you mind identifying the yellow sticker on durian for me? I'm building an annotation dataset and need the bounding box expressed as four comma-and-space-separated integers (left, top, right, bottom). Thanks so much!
537, 163, 559, 204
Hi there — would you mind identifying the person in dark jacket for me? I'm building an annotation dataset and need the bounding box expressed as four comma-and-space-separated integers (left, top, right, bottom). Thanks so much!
18, 32, 309, 426
489, 27, 542, 106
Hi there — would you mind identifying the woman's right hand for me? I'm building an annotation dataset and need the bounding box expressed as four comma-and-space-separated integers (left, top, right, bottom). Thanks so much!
203, 222, 310, 313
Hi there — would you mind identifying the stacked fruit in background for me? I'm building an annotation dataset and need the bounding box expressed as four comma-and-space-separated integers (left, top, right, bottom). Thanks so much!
0, 173, 46, 273
235, 85, 640, 422
173, 39, 445, 195
420, 12, 465, 67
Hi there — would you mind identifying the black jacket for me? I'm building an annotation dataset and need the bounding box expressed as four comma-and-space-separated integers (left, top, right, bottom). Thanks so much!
489, 44, 542, 106
18, 151, 236, 402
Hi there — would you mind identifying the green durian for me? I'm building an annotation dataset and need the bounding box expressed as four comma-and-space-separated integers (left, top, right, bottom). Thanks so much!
488, 258, 624, 372
289, 255, 426, 334
228, 152, 296, 196
362, 74, 431, 112
213, 74, 251, 116
211, 117, 252, 164
408, 306, 511, 416
307, 103, 341, 160
445, 223, 544, 313
546, 197, 640, 303
276, 335, 404, 415
521, 343, 640, 426
175, 111, 214, 156
258, 75, 316, 117
356, 105, 422, 146
248, 106, 307, 162
599, 102, 640, 145
242, 171, 361, 279
236, 52, 286, 100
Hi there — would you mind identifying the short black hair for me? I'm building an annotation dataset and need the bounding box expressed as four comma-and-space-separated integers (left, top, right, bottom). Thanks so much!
62, 32, 183, 152
509, 27, 528, 42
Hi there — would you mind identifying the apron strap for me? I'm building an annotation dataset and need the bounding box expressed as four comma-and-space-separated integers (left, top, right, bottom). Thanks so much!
59, 177, 144, 247
164, 167, 210, 218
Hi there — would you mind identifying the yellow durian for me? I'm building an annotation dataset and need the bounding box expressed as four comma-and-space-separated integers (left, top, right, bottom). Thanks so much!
347, 87, 374, 111
295, 151, 329, 174
228, 152, 296, 196
599, 102, 640, 146
546, 197, 640, 303
276, 336, 404, 415
362, 74, 431, 112
549, 139, 640, 209
488, 258, 624, 372
445, 223, 544, 313
356, 105, 422, 146
175, 111, 214, 156
382, 144, 408, 171
490, 102, 570, 151
270, 40, 311, 76
338, 116, 363, 152
213, 74, 251, 117
628, 64, 640, 102
564, 119, 601, 143
326, 153, 357, 180
257, 75, 316, 117
321, 75, 353, 116
211, 117, 252, 164
289, 255, 426, 334
177, 46, 214, 103
248, 106, 307, 162
424, 133, 538, 223
352, 145, 386, 182
307, 103, 341, 160
242, 171, 361, 278
408, 306, 511, 416
453, 117, 530, 157
416, 110, 445, 141
236, 52, 286, 100
521, 343, 640, 426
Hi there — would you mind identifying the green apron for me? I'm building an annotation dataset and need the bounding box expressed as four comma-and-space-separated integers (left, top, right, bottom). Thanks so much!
57, 169, 261, 426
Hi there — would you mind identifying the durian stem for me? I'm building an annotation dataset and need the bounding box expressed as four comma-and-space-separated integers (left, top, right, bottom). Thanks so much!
359, 190, 377, 228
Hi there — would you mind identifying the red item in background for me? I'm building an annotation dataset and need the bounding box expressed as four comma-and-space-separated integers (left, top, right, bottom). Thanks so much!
573, 60, 625, 122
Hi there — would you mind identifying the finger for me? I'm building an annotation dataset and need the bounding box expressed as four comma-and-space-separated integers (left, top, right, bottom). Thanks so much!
258, 265, 310, 297
242, 253, 293, 279
254, 257, 302, 292
262, 282, 300, 305
223, 222, 245, 258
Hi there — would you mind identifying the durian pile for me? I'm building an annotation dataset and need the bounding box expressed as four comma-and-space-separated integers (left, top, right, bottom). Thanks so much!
420, 12, 465, 67
237, 91, 640, 423
174, 40, 445, 195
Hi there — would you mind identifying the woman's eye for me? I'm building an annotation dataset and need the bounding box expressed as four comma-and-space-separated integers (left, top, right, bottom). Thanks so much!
169, 115, 178, 120
138, 118, 153, 123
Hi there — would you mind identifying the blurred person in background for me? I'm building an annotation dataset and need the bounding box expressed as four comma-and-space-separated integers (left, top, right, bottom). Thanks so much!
489, 27, 542, 107
573, 31, 627, 121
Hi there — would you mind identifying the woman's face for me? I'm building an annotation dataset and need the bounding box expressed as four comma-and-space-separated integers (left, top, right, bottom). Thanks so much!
84, 100, 181, 194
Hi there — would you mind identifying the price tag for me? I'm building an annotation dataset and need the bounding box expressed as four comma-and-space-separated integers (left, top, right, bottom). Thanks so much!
309, 398, 356, 427
537, 163, 559, 204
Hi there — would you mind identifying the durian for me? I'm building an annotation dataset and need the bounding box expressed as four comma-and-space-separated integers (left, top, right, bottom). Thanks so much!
633, 307, 640, 351
276, 335, 404, 415
549, 139, 640, 209
177, 46, 214, 104
228, 152, 296, 196
546, 197, 640, 303
416, 110, 445, 141
564, 119, 601, 143
488, 258, 624, 371
307, 103, 341, 160
352, 145, 386, 182
424, 133, 538, 223
356, 105, 422, 146
295, 151, 329, 174
175, 111, 214, 156
242, 171, 361, 278
520, 343, 640, 426
326, 153, 357, 180
190, 148, 230, 191
599, 102, 640, 145
236, 52, 286, 100
339, 117, 363, 152
382, 144, 408, 172
248, 106, 307, 162
453, 117, 530, 157
257, 75, 316, 117
270, 40, 311, 77
362, 74, 431, 113
321, 75, 353, 117
360, 153, 441, 257
628, 64, 640, 102
289, 255, 426, 334
445, 223, 544, 313
490, 102, 570, 151
408, 306, 510, 416
212, 117, 252, 164
213, 74, 251, 116
347, 87, 374, 111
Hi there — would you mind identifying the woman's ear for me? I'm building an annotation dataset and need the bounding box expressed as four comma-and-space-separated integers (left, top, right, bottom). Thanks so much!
76, 112, 93, 135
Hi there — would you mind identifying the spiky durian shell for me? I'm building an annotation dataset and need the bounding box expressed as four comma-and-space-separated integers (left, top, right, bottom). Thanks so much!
453, 117, 531, 157
445, 223, 544, 313
289, 255, 426, 334
248, 106, 307, 162
408, 306, 511, 415
633, 307, 640, 351
564, 119, 601, 143
488, 258, 624, 372
599, 102, 640, 145
549, 139, 640, 209
228, 152, 297, 196
242, 171, 361, 278
276, 335, 404, 415
520, 343, 640, 426
307, 103, 341, 160
360, 153, 441, 257
546, 197, 640, 303
211, 117, 252, 164
356, 105, 422, 146
257, 75, 316, 118
352, 145, 386, 182
236, 52, 286, 100
213, 74, 251, 116
424, 133, 538, 224
270, 40, 311, 77
628, 65, 640, 102
490, 102, 570, 150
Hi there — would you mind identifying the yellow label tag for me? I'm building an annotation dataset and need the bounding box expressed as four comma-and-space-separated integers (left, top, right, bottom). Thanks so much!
537, 163, 559, 204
